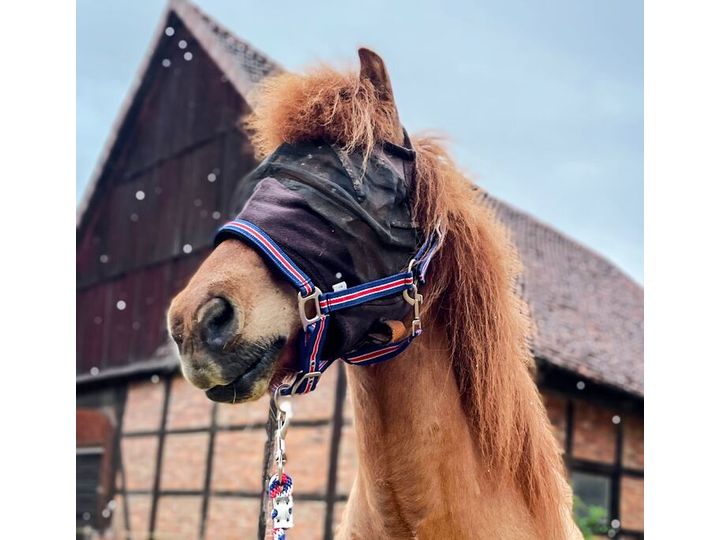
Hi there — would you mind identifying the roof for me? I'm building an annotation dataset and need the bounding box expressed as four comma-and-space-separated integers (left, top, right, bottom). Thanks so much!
490, 197, 644, 396
76, 0, 281, 227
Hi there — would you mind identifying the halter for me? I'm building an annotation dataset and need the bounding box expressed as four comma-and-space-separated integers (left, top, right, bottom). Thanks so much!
215, 218, 442, 396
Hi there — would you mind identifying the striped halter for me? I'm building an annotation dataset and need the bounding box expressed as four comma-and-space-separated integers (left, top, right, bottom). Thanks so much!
215, 218, 441, 396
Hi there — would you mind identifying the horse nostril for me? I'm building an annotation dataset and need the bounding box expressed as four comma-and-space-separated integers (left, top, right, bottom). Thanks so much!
198, 297, 237, 351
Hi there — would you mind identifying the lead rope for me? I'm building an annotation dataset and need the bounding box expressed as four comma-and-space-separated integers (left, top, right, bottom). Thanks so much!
268, 385, 294, 540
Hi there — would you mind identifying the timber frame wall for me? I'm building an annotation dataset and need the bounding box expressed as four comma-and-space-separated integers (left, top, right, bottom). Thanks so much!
78, 361, 643, 540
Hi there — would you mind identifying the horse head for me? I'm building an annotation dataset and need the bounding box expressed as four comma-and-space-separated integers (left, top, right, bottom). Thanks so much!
167, 48, 408, 403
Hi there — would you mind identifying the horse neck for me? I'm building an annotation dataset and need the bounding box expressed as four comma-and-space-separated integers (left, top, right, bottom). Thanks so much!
339, 324, 550, 540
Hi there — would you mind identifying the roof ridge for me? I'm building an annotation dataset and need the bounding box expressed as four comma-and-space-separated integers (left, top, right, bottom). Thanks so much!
170, 0, 282, 103
487, 194, 643, 288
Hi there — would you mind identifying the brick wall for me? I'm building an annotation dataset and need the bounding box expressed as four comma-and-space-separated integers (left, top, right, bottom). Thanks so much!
620, 476, 644, 531
94, 366, 643, 539
572, 400, 616, 463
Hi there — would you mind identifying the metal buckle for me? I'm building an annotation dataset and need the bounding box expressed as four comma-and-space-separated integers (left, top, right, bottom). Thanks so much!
298, 287, 323, 331
402, 282, 423, 336
412, 318, 422, 335
290, 371, 322, 394
402, 282, 423, 310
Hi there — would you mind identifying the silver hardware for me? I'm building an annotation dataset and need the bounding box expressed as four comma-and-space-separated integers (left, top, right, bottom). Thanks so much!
403, 282, 423, 336
298, 287, 323, 331
272, 384, 292, 476
269, 370, 321, 478
290, 371, 323, 394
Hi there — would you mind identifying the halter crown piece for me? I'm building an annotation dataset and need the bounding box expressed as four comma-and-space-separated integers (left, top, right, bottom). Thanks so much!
214, 132, 441, 538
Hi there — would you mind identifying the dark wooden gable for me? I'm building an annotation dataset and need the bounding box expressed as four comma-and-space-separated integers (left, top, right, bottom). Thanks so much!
77, 12, 258, 375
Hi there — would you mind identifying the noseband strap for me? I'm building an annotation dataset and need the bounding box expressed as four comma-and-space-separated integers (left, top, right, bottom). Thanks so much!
216, 218, 442, 395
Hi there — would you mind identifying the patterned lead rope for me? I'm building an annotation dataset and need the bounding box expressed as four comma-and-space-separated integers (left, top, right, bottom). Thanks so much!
268, 472, 294, 540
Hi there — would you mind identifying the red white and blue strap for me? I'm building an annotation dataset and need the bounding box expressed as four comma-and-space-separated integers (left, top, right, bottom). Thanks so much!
413, 227, 444, 283
319, 273, 414, 313
218, 220, 315, 296
342, 337, 415, 366
280, 315, 331, 396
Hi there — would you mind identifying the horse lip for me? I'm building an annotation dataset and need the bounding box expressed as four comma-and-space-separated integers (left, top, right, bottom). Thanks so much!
204, 337, 286, 403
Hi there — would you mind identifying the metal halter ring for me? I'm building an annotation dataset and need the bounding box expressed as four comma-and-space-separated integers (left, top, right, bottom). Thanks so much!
402, 280, 423, 336
298, 287, 323, 331
272, 384, 291, 475
402, 281, 423, 310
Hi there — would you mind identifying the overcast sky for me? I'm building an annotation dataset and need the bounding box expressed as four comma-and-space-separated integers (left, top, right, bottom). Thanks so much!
77, 0, 643, 283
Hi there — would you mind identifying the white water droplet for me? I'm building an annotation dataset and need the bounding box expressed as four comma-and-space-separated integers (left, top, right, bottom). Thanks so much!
116, 300, 127, 311
135, 190, 145, 201
99, 254, 109, 264
335, 272, 342, 279
151, 374, 160, 384
178, 39, 187, 49
164, 26, 175, 36
576, 381, 585, 390
212, 211, 221, 220
130, 213, 139, 222
182, 244, 193, 254
90, 367, 99, 376
162, 58, 171, 68
610, 519, 620, 529
93, 316, 103, 325
612, 415, 621, 424
184, 51, 193, 61
193, 198, 202, 207
207, 173, 217, 182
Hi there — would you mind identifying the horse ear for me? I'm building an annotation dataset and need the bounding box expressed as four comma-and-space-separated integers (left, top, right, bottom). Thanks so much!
358, 48, 396, 103
358, 48, 403, 142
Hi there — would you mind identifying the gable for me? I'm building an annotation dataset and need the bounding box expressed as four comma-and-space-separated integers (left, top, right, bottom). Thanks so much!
76, 12, 258, 374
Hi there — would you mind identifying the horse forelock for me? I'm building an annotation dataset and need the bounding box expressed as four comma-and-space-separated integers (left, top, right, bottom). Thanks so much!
245, 66, 403, 165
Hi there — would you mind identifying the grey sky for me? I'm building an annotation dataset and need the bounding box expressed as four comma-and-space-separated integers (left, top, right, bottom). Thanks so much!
77, 0, 643, 282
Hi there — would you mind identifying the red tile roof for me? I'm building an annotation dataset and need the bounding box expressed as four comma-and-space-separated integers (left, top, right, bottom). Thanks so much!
490, 196, 643, 396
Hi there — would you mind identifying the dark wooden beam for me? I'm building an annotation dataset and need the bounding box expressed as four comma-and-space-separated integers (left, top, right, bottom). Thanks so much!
324, 366, 348, 540
148, 376, 172, 536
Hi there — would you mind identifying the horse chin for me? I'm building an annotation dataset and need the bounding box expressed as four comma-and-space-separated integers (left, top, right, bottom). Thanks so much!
203, 336, 291, 404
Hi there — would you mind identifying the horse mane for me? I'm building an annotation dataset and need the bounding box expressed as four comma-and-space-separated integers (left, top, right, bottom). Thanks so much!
246, 67, 569, 535
246, 67, 402, 163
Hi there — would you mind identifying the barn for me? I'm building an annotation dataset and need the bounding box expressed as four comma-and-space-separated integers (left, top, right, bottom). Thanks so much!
76, 1, 644, 538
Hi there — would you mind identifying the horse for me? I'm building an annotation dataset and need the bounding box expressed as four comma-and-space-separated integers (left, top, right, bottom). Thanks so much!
168, 48, 581, 539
